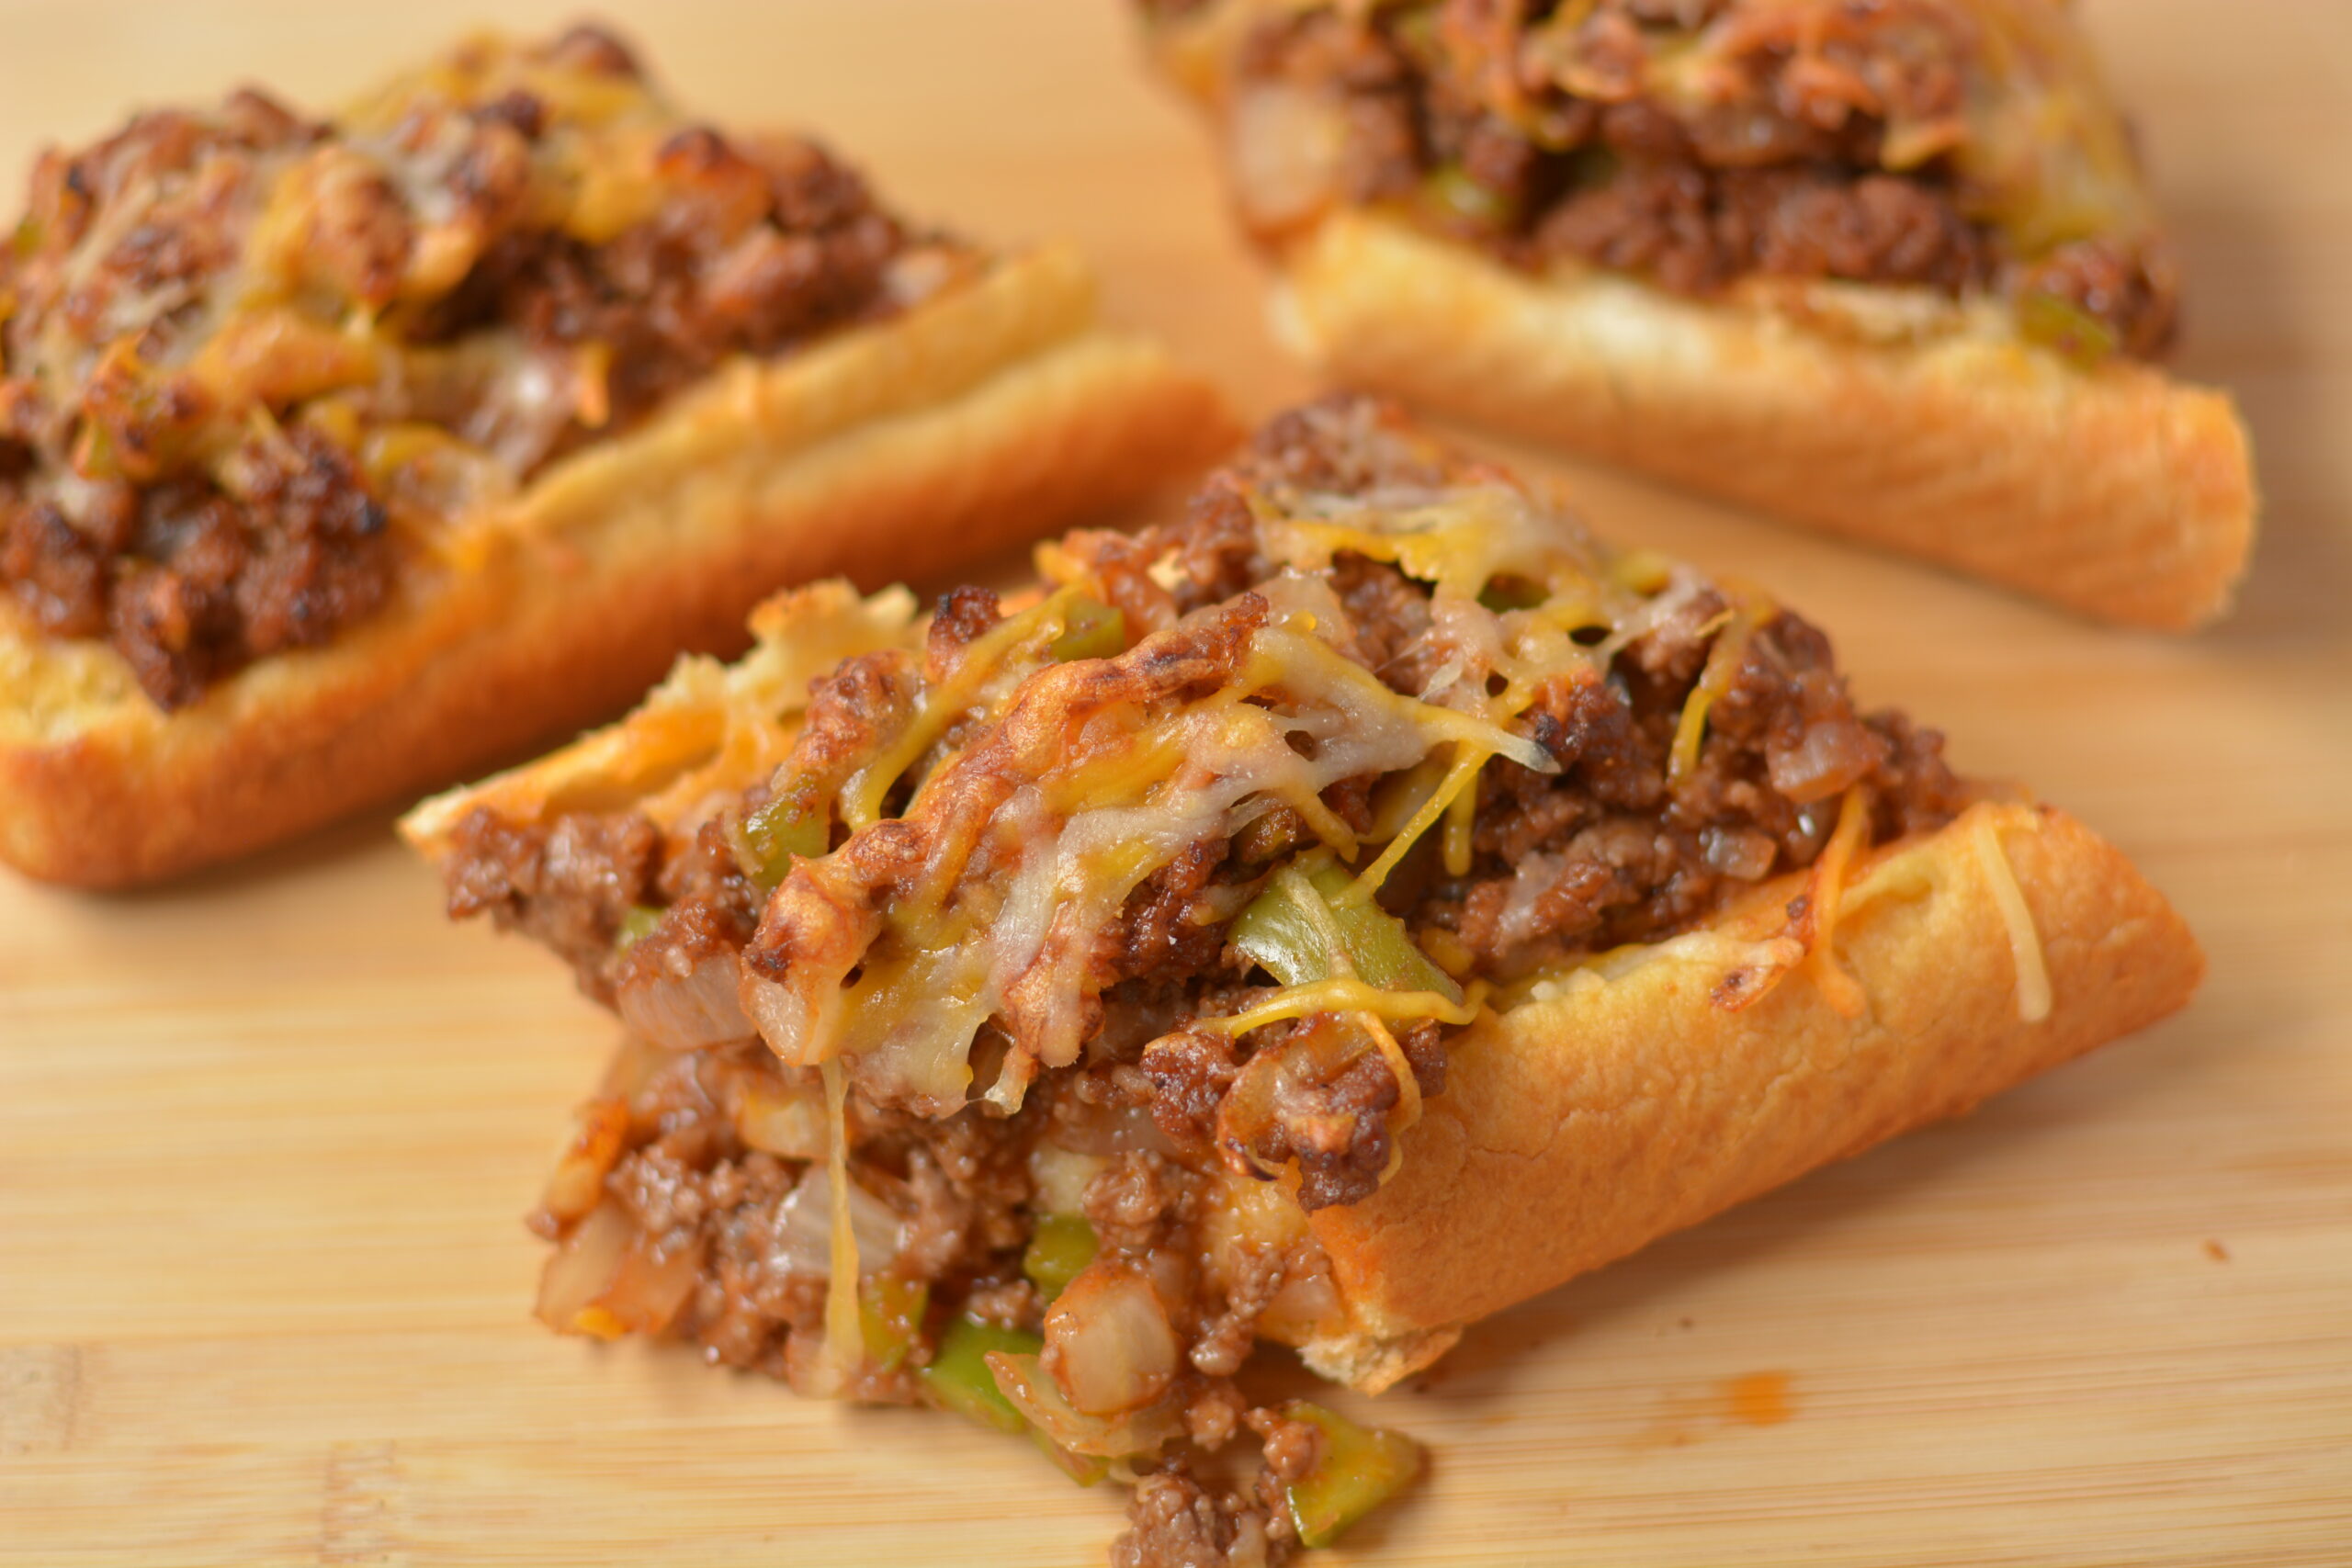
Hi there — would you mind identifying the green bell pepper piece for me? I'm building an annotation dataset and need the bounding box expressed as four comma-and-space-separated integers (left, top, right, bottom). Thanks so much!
1049, 596, 1126, 663
918, 1316, 1042, 1435
730, 778, 828, 889
614, 904, 664, 953
1021, 1214, 1099, 1303
1229, 863, 1461, 1002
2018, 288, 2120, 369
1281, 1400, 1425, 1550
860, 1276, 928, 1374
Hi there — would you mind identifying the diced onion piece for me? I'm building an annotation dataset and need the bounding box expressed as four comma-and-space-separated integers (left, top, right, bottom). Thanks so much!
1768, 712, 1882, 806
616, 945, 754, 1051
1258, 1268, 1342, 1344
537, 1201, 635, 1338
985, 1350, 1182, 1459
1027, 1145, 1107, 1214
773, 1162, 902, 1280
536, 1201, 702, 1339
1044, 1262, 1178, 1416
539, 1097, 629, 1224
1216, 1012, 1383, 1182
734, 1084, 829, 1160
1046, 1099, 1174, 1158
1228, 83, 1348, 232
600, 1232, 705, 1337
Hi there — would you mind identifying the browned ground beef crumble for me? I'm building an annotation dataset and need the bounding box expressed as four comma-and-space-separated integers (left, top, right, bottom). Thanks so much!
0, 27, 926, 707
1214, 0, 2177, 358
446, 398, 1969, 1565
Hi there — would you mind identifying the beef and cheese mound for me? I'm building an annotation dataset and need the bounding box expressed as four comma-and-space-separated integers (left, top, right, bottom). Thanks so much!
0, 26, 967, 708
1148, 0, 2175, 362
428, 396, 1968, 1564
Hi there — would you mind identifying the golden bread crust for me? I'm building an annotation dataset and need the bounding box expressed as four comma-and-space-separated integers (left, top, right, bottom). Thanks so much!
0, 248, 1231, 888
1300, 800, 2203, 1389
1275, 213, 2257, 631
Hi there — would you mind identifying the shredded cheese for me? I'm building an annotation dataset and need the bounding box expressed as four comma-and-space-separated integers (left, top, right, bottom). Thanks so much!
816, 1057, 863, 1393
1359, 1010, 1425, 1138
841, 588, 1075, 829
1206, 976, 1487, 1038
1800, 785, 1874, 1020
1971, 812, 2052, 1024
1441, 761, 1480, 878
1340, 742, 1487, 905
1668, 601, 1758, 792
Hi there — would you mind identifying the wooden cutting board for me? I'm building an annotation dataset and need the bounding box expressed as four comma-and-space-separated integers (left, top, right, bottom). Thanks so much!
2, 2, 2346, 1563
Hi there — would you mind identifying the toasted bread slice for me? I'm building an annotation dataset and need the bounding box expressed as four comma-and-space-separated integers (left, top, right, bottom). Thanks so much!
3, 246, 1229, 887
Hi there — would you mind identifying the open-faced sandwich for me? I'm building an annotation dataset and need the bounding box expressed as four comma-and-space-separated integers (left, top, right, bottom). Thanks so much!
0, 24, 1227, 887
403, 397, 2201, 1565
1137, 0, 2256, 631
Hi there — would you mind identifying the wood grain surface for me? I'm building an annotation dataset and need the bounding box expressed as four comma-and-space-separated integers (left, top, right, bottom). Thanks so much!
2, 2, 2347, 1564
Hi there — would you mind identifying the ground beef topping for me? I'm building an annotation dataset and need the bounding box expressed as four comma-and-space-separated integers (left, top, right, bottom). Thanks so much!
449, 392, 1967, 1222
1177, 0, 2177, 359
0, 26, 967, 707
453, 394, 1973, 1566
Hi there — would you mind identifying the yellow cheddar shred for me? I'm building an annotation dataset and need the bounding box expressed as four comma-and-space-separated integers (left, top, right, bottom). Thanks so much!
1971, 812, 2053, 1024
1668, 602, 1757, 793
1207, 976, 1487, 1039
1340, 742, 1487, 906
1800, 785, 1875, 1020
817, 1057, 864, 1394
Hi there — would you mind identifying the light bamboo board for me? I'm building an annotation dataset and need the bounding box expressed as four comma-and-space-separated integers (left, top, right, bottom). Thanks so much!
2, 2, 2347, 1563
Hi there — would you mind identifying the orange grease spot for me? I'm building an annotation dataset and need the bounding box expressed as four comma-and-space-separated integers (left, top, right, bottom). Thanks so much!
1724, 1371, 1795, 1427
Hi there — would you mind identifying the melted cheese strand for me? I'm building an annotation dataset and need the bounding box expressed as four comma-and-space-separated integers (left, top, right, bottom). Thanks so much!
817, 1058, 863, 1393
840, 588, 1074, 830
1207, 976, 1487, 1038
1279, 780, 1363, 857
1441, 762, 1480, 878
1668, 604, 1752, 792
1358, 1010, 1424, 1139
1340, 743, 1487, 907
1248, 626, 1554, 774
1971, 813, 2053, 1024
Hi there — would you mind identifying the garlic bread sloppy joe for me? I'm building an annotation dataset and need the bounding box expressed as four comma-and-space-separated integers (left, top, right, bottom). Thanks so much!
406, 397, 2200, 1566
1140, 0, 2254, 629
0, 24, 1226, 886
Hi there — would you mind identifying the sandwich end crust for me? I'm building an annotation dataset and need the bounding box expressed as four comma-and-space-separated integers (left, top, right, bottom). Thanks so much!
1282, 213, 2256, 631
1306, 799, 2202, 1357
